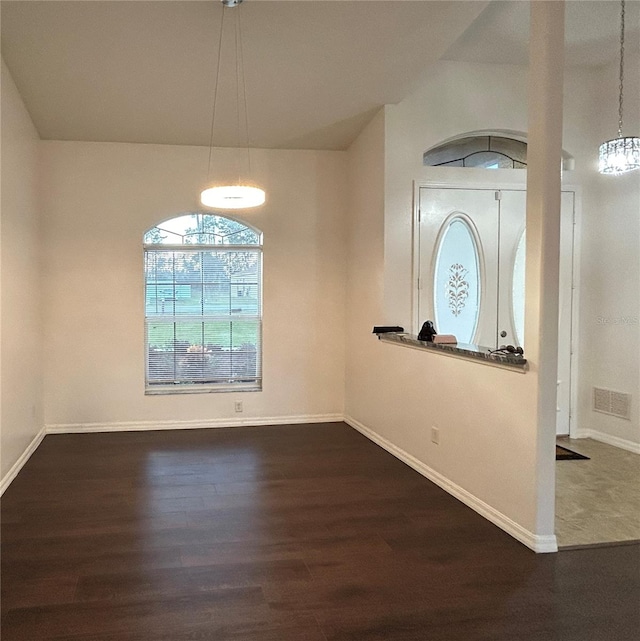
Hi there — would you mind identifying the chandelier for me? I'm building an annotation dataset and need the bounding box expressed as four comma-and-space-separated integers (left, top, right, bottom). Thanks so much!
598, 0, 640, 175
200, 0, 265, 209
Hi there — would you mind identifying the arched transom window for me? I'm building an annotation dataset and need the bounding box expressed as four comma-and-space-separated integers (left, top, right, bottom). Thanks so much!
423, 135, 527, 169
144, 213, 262, 393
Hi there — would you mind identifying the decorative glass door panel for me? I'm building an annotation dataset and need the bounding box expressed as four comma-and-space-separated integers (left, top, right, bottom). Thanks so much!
433, 218, 481, 344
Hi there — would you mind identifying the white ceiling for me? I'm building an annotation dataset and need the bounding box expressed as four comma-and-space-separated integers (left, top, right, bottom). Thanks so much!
2, 1, 638, 150
444, 0, 640, 68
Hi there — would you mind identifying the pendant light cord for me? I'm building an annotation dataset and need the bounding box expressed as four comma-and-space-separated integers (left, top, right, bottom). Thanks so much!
618, 0, 625, 138
598, 0, 639, 175
200, 0, 265, 207
234, 7, 241, 184
207, 5, 227, 181
238, 3, 252, 180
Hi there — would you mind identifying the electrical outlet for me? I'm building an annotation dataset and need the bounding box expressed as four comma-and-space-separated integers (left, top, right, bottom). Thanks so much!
431, 426, 440, 445
234, 401, 243, 413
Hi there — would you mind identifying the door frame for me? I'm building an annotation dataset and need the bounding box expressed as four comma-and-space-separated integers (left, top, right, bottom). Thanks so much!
412, 179, 582, 438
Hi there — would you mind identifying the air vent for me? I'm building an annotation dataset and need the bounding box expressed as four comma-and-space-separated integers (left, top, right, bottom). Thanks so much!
610, 392, 631, 420
592, 387, 631, 420
593, 387, 610, 413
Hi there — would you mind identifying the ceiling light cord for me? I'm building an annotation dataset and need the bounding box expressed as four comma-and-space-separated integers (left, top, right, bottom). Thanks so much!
234, 4, 242, 184
238, 2, 252, 180
617, 0, 625, 139
597, 0, 639, 175
206, 5, 227, 182
200, 0, 265, 209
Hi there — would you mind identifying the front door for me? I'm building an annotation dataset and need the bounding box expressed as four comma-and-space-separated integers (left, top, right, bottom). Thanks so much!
418, 186, 575, 435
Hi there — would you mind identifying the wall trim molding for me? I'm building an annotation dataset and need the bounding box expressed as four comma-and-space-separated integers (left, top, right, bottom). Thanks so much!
45, 414, 344, 434
344, 414, 557, 553
574, 428, 640, 455
1, 426, 46, 496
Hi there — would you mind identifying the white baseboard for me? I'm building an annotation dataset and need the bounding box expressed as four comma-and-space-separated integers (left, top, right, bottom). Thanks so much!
0, 426, 46, 496
45, 413, 344, 434
344, 415, 557, 554
573, 428, 640, 455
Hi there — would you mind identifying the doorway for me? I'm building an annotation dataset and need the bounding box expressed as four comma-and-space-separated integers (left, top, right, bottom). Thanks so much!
416, 185, 576, 436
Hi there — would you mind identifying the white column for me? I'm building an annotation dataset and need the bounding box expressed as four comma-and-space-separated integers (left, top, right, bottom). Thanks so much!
525, 0, 565, 544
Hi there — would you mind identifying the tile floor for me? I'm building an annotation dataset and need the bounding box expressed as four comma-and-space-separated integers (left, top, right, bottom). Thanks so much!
555, 437, 640, 548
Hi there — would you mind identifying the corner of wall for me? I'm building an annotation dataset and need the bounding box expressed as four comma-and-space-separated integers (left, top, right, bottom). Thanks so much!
1, 58, 45, 483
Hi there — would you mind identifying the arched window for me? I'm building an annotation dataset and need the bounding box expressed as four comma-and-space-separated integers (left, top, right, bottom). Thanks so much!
423, 135, 527, 169
144, 213, 262, 393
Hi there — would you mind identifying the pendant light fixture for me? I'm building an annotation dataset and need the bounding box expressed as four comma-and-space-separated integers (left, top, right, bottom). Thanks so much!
200, 0, 265, 209
598, 0, 640, 175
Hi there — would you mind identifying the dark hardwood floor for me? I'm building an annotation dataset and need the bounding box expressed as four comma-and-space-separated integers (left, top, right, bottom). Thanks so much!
1, 422, 638, 641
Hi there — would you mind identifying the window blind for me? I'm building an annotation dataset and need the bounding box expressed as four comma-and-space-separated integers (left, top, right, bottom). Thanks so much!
144, 247, 262, 391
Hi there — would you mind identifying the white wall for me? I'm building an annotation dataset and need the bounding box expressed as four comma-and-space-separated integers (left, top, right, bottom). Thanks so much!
345, 110, 385, 411
345, 60, 614, 549
345, 65, 546, 549
383, 61, 530, 322
382, 60, 599, 324
576, 56, 640, 449
0, 60, 44, 482
41, 141, 347, 429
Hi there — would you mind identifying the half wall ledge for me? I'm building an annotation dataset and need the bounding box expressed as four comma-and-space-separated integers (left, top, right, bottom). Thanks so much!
376, 332, 528, 372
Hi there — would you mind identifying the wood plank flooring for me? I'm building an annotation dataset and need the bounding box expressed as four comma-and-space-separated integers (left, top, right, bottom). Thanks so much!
2, 422, 639, 640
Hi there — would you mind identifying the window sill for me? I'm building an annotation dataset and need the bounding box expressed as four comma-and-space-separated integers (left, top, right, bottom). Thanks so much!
376, 333, 528, 372
146, 382, 262, 395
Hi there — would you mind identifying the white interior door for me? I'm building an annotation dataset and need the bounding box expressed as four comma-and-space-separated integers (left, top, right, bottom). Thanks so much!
418, 186, 575, 435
